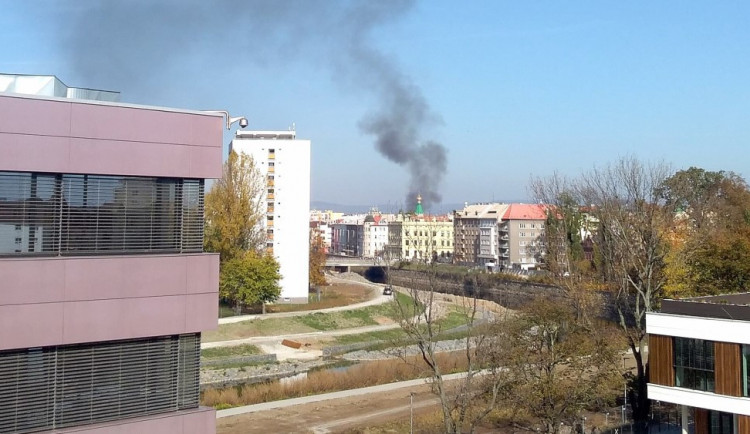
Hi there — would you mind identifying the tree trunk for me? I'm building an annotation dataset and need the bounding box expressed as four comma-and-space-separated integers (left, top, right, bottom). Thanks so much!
629, 348, 651, 422
262, 302, 266, 315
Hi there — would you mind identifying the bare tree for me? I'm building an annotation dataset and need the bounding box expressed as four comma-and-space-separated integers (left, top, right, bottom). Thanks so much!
491, 297, 621, 434
577, 156, 671, 422
529, 172, 600, 326
393, 227, 502, 433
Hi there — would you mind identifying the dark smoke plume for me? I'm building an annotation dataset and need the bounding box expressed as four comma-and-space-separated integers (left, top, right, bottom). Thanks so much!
61, 0, 447, 209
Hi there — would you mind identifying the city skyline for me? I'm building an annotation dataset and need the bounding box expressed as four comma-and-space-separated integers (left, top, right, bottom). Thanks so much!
3, 1, 750, 208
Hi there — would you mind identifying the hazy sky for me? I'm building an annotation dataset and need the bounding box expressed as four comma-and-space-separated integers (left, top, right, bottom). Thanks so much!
3, 1, 750, 210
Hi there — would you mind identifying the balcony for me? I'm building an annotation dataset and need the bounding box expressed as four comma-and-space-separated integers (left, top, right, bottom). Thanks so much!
268, 166, 275, 173
268, 153, 275, 160
267, 193, 275, 200
267, 180, 275, 187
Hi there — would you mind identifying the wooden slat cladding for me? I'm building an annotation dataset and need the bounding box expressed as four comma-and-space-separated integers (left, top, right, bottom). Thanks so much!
649, 334, 675, 386
714, 341, 742, 396
738, 415, 750, 434
695, 408, 709, 434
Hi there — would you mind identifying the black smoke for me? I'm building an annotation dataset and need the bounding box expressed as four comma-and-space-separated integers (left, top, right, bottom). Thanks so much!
61, 0, 447, 209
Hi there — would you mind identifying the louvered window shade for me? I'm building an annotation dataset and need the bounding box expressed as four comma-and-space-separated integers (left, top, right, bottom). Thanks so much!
0, 172, 203, 256
0, 334, 200, 433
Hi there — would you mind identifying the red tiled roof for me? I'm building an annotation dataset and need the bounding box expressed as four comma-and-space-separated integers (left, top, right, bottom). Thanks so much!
503, 203, 548, 220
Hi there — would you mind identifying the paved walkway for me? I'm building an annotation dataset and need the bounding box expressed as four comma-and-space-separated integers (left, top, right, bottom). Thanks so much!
218, 277, 389, 324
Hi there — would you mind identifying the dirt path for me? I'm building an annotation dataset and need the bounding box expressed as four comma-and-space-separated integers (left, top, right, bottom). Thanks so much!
216, 384, 439, 434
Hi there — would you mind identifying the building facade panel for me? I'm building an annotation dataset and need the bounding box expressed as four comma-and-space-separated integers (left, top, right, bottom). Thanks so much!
0, 303, 64, 350
69, 101, 222, 148
185, 292, 220, 332
52, 408, 216, 434
0, 255, 218, 304
0, 94, 71, 136
714, 341, 742, 397
0, 134, 71, 173
67, 137, 191, 178
0, 94, 223, 179
186, 253, 220, 294
649, 334, 675, 386
0, 258, 66, 305
61, 296, 188, 345
738, 414, 750, 434
64, 255, 190, 300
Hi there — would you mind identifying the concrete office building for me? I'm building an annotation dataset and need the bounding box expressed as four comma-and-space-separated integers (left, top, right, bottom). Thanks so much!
0, 80, 221, 432
648, 294, 750, 434
231, 130, 310, 303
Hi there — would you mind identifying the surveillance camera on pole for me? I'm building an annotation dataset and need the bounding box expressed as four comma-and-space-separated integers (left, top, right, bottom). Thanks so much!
202, 110, 249, 130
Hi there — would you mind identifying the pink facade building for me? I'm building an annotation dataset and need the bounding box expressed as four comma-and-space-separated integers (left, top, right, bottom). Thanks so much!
0, 82, 222, 433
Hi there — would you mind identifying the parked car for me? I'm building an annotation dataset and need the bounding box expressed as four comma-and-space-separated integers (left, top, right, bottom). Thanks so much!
382, 285, 393, 296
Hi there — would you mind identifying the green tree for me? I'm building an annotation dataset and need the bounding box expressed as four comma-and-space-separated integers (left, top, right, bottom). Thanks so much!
204, 150, 265, 262
219, 251, 281, 314
658, 167, 750, 297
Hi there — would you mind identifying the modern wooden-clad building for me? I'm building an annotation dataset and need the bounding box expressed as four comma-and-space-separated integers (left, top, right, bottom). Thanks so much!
647, 294, 750, 434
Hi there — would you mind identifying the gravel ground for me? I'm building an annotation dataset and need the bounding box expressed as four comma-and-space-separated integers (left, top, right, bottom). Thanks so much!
341, 338, 470, 361
201, 359, 331, 389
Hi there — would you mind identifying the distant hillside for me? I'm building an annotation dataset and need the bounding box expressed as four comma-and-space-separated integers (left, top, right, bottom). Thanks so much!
310, 201, 475, 215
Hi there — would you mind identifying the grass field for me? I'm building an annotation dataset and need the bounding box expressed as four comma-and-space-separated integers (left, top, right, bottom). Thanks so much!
201, 344, 262, 359
219, 281, 375, 318
203, 291, 415, 343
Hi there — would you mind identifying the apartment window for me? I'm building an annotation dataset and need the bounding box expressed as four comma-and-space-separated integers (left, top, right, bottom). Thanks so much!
674, 337, 715, 392
0, 172, 203, 256
0, 334, 199, 432
519, 232, 527, 238
519, 223, 526, 229
709, 411, 733, 434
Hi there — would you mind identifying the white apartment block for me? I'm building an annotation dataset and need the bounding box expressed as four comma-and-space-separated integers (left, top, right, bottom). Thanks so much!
231, 130, 310, 303
363, 215, 389, 258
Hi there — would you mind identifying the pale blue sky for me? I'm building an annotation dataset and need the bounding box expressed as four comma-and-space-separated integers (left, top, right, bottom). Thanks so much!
3, 1, 750, 210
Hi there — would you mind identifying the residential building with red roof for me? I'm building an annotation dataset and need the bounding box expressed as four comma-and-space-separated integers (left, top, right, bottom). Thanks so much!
500, 203, 549, 270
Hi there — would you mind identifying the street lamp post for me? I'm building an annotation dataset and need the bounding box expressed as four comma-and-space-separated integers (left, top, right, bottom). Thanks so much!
622, 356, 628, 425
410, 392, 415, 434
